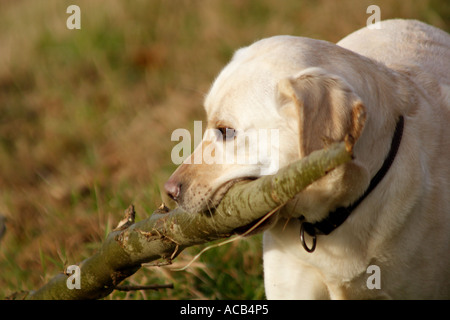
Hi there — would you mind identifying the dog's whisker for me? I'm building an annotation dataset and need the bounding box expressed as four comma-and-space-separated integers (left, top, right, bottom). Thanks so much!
205, 200, 224, 233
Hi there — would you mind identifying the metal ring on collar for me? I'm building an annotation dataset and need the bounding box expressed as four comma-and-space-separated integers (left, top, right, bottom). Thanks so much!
300, 222, 317, 253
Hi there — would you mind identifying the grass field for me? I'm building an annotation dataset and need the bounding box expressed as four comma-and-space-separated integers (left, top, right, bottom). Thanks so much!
0, 0, 448, 300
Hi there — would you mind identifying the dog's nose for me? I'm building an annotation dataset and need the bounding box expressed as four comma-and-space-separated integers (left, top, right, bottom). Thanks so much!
164, 179, 181, 202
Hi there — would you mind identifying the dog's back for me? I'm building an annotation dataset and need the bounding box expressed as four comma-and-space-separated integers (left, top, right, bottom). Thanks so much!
338, 19, 450, 109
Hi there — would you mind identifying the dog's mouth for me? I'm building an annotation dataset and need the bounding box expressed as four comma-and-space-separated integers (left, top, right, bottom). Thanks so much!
206, 176, 279, 235
205, 176, 259, 215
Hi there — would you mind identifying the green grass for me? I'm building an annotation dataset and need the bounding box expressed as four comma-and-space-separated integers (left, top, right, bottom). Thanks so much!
107, 235, 265, 300
0, 0, 448, 300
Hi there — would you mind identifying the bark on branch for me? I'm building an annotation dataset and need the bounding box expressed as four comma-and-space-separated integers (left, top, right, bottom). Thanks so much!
25, 141, 353, 300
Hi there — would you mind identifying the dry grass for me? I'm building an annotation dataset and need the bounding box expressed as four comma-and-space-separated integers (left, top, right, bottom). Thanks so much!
0, 0, 448, 299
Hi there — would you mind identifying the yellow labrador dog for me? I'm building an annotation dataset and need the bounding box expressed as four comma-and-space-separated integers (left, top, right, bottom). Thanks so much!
165, 20, 450, 299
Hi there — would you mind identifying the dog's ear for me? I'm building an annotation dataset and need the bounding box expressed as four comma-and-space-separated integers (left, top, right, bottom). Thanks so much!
276, 67, 366, 157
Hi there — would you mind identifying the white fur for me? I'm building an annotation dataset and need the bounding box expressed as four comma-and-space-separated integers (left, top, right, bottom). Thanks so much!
166, 20, 450, 299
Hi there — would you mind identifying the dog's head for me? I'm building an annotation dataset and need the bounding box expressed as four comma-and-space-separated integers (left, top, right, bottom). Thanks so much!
165, 36, 368, 221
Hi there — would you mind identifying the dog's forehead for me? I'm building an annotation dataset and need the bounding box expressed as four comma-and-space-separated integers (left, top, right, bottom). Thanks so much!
203, 36, 322, 125
204, 56, 280, 127
204, 76, 277, 128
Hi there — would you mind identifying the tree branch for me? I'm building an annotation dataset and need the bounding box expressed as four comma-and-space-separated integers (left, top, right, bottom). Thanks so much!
25, 141, 353, 300
114, 284, 174, 291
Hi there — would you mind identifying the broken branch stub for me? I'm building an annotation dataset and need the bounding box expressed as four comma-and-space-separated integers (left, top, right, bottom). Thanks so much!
26, 141, 353, 300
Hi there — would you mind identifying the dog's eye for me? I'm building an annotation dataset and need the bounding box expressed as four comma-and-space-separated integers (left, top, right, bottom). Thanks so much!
217, 127, 236, 141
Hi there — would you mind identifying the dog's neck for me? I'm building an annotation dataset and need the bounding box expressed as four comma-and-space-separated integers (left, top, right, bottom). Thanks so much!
298, 115, 404, 248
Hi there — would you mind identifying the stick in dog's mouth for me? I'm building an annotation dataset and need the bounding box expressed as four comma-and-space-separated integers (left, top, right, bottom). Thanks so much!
204, 176, 259, 216
211, 176, 280, 235
172, 204, 282, 272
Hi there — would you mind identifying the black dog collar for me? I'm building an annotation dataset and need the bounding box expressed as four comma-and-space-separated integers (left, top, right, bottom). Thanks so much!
299, 116, 404, 252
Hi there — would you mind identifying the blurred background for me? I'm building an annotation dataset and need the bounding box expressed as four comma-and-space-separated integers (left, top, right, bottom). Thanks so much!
0, 0, 448, 299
